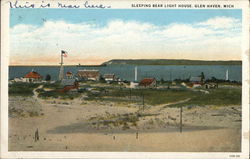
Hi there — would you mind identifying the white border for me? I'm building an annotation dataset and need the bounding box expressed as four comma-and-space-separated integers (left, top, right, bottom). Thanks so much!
1, 0, 249, 158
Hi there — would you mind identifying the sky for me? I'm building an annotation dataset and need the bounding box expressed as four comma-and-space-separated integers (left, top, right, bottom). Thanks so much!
10, 9, 242, 65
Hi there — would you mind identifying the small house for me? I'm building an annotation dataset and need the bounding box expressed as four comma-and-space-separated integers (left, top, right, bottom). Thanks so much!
130, 81, 139, 88
24, 71, 42, 83
190, 76, 202, 88
139, 78, 157, 88
66, 71, 74, 79
14, 77, 26, 82
61, 79, 79, 92
77, 69, 100, 81
103, 74, 116, 82
205, 83, 218, 89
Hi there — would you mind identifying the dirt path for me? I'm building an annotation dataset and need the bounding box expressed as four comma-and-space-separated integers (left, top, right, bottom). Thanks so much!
138, 98, 191, 116
33, 85, 44, 105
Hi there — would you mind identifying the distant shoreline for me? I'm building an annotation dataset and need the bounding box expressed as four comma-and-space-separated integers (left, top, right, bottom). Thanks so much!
102, 59, 242, 66
9, 65, 105, 67
9, 59, 242, 66
9, 63, 242, 67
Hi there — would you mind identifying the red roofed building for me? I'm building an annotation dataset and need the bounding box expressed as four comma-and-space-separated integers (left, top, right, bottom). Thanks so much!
139, 78, 156, 88
62, 82, 79, 92
66, 71, 74, 79
24, 71, 42, 82
59, 79, 79, 92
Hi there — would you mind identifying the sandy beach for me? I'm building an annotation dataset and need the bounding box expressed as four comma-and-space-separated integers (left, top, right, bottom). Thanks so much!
8, 87, 241, 152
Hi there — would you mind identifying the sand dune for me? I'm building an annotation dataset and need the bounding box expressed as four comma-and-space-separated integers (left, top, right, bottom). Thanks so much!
8, 93, 241, 152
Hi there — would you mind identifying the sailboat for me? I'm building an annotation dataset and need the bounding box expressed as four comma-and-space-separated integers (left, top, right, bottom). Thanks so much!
130, 66, 139, 88
226, 69, 229, 81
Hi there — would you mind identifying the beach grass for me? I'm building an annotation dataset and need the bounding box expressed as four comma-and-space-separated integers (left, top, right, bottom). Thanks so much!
38, 90, 81, 100
9, 82, 241, 107
84, 88, 197, 105
170, 88, 241, 107
84, 87, 241, 107
9, 82, 40, 96
43, 82, 61, 89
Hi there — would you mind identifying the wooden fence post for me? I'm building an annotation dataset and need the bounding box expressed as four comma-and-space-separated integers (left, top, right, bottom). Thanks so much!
35, 128, 39, 142
142, 93, 144, 111
130, 89, 132, 101
180, 106, 183, 133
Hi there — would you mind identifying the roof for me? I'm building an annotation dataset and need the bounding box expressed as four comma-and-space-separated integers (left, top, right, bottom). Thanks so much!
66, 71, 73, 75
24, 71, 41, 79
77, 70, 100, 78
190, 77, 202, 82
139, 78, 156, 86
63, 85, 78, 92
61, 79, 76, 86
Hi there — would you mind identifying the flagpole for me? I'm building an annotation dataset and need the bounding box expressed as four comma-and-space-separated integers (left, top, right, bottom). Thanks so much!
61, 52, 64, 66
59, 51, 64, 81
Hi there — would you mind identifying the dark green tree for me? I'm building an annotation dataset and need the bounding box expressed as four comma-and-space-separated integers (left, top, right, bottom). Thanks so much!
99, 76, 106, 83
160, 78, 164, 84
45, 74, 51, 81
200, 72, 205, 82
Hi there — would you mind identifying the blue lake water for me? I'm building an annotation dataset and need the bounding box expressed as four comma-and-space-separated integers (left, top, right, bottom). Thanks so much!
9, 65, 242, 82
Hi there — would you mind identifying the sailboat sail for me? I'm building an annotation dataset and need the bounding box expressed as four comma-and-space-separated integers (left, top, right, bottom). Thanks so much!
226, 69, 229, 81
135, 66, 137, 81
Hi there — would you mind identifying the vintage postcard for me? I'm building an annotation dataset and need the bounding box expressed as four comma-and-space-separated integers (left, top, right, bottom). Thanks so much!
1, 0, 249, 158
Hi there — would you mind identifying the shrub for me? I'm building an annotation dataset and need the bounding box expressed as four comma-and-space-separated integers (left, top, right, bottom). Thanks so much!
9, 82, 40, 96
38, 90, 80, 100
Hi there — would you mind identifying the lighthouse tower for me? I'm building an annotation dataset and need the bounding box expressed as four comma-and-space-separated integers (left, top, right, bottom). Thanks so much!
59, 50, 67, 81
59, 53, 64, 81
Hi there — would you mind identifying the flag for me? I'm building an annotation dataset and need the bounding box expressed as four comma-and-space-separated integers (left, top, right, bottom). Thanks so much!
61, 50, 68, 57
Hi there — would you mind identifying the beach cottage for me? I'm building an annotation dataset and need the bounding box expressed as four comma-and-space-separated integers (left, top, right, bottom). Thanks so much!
190, 76, 202, 88
24, 71, 42, 83
130, 81, 139, 88
66, 71, 74, 79
61, 79, 79, 92
139, 78, 157, 88
77, 69, 100, 81
103, 74, 116, 82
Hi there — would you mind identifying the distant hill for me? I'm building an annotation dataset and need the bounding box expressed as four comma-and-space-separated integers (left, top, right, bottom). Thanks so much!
102, 59, 242, 66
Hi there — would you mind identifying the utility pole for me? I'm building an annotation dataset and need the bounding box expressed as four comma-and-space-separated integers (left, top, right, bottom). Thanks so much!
129, 89, 132, 101
180, 106, 183, 133
142, 93, 144, 111
135, 66, 137, 81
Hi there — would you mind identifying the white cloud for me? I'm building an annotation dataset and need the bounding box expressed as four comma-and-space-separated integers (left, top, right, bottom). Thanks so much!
10, 16, 242, 65
197, 16, 241, 29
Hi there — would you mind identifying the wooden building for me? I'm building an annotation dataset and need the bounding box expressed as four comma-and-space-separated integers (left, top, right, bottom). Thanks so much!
77, 69, 100, 81
103, 74, 116, 82
24, 71, 42, 83
60, 79, 79, 92
66, 71, 74, 79
190, 76, 202, 88
139, 78, 156, 88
